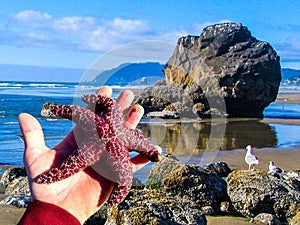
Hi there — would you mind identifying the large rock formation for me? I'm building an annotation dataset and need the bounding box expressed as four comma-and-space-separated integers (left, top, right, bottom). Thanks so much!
227, 170, 300, 222
136, 23, 281, 118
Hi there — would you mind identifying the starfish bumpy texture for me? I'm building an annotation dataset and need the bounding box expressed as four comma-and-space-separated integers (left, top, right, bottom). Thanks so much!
36, 94, 160, 206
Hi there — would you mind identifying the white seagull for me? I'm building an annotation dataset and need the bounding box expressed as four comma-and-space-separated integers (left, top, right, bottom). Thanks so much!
245, 145, 259, 171
268, 161, 284, 174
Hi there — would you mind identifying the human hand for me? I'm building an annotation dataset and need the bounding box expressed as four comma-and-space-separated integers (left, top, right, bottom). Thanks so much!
18, 86, 158, 224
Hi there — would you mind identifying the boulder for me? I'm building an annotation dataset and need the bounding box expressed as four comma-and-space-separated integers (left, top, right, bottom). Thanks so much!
161, 163, 229, 214
146, 154, 183, 188
0, 167, 30, 208
227, 170, 300, 222
4, 176, 30, 196
0, 167, 30, 197
147, 155, 231, 214
105, 189, 207, 225
135, 23, 281, 118
0, 167, 27, 187
101, 156, 236, 225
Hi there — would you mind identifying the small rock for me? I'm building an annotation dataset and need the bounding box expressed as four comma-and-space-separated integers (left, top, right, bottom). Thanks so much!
0, 195, 31, 208
145, 110, 180, 119
201, 206, 215, 215
203, 161, 232, 178
40, 102, 56, 117
220, 201, 231, 213
5, 176, 30, 196
254, 213, 281, 225
0, 167, 27, 187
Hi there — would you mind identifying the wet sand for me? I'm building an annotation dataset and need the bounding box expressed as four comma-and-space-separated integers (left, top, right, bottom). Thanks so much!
0, 185, 25, 225
0, 205, 25, 225
211, 148, 300, 171
276, 89, 300, 104
206, 216, 263, 225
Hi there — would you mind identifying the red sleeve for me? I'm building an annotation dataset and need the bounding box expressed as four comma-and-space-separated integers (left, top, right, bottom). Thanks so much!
18, 200, 81, 225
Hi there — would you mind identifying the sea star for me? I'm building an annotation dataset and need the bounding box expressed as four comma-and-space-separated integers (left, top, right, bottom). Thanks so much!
36, 94, 161, 206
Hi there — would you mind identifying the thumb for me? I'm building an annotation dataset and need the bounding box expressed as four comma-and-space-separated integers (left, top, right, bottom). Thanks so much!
18, 113, 46, 155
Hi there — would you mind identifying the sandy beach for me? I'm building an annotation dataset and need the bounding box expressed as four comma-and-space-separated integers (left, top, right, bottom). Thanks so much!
0, 89, 299, 225
276, 89, 300, 104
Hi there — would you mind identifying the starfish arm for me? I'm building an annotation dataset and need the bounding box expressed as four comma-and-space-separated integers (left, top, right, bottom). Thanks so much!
106, 157, 133, 206
102, 142, 133, 206
107, 183, 132, 206
49, 103, 107, 135
36, 141, 105, 184
121, 129, 160, 162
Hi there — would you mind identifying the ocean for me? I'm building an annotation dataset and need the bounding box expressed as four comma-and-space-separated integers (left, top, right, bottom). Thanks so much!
1, 81, 300, 181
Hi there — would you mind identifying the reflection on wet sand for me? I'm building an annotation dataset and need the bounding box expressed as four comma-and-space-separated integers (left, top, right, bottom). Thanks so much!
138, 119, 278, 159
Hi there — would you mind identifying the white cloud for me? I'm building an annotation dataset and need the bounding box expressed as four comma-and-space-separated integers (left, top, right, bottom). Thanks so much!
13, 10, 52, 28
25, 32, 52, 41
53, 16, 97, 33
7, 10, 232, 53
110, 18, 149, 33
9, 10, 158, 51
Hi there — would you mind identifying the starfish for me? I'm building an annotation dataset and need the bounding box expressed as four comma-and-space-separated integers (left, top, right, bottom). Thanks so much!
36, 94, 161, 206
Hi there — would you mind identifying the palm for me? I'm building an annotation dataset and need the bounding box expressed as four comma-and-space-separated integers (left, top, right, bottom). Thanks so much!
25, 142, 114, 218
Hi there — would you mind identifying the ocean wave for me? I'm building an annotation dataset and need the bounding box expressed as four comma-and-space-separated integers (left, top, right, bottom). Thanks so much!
110, 84, 151, 91
76, 85, 98, 90
280, 86, 300, 90
0, 86, 22, 89
29, 83, 68, 88
45, 118, 61, 121
1, 81, 74, 89
2, 121, 19, 125
0, 82, 24, 88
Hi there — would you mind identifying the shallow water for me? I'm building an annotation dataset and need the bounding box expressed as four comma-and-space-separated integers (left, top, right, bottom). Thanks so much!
0, 81, 300, 179
138, 118, 300, 152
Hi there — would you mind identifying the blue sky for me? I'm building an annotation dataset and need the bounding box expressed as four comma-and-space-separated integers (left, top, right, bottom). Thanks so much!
1, 0, 300, 74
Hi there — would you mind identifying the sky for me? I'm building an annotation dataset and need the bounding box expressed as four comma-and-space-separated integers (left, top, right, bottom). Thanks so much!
1, 0, 300, 81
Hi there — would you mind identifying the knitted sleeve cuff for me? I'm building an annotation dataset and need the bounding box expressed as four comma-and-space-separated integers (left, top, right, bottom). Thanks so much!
18, 200, 81, 225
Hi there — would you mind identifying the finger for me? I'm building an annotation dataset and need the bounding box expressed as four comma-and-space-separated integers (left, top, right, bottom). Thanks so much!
116, 90, 134, 114
18, 113, 46, 164
18, 113, 45, 149
131, 146, 162, 172
124, 105, 144, 129
96, 85, 112, 97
